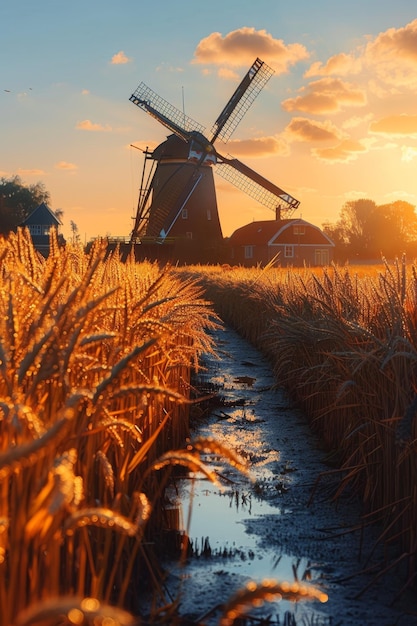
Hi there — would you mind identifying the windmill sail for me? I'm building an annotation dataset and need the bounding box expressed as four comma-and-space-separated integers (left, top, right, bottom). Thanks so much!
129, 83, 205, 141
210, 58, 274, 144
216, 154, 299, 216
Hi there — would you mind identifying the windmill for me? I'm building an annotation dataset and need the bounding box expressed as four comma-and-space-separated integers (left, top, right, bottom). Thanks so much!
129, 58, 299, 259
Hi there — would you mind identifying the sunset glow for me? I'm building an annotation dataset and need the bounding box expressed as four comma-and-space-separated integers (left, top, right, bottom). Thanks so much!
1, 1, 417, 242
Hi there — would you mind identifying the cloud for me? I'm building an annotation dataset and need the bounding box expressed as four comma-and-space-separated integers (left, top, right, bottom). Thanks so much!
312, 139, 367, 162
81, 89, 90, 95
55, 161, 78, 171
304, 19, 417, 92
76, 120, 112, 132
222, 135, 290, 157
365, 19, 417, 88
369, 114, 417, 137
111, 50, 132, 65
305, 52, 362, 78
192, 27, 310, 74
218, 67, 240, 81
401, 146, 417, 162
282, 77, 366, 114
156, 63, 184, 73
342, 113, 373, 130
285, 117, 345, 142
17, 169, 47, 176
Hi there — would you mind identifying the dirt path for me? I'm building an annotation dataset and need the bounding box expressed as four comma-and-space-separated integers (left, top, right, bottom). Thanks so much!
163, 325, 417, 625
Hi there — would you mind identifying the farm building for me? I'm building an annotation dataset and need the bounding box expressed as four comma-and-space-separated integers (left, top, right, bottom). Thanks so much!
227, 217, 335, 267
21, 202, 63, 257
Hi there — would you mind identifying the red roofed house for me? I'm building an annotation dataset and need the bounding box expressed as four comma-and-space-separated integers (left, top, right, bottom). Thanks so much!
227, 216, 335, 267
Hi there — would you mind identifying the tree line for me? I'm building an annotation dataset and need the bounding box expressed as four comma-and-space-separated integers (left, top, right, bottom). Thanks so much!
323, 198, 417, 262
1, 176, 417, 260
0, 175, 52, 235
0, 176, 83, 242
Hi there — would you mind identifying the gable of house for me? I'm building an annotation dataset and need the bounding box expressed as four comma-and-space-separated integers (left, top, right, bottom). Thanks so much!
228, 218, 334, 266
21, 202, 62, 257
270, 220, 335, 246
22, 202, 61, 228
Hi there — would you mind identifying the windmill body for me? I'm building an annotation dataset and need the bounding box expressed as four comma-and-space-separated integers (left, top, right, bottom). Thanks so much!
139, 135, 223, 255
129, 58, 300, 262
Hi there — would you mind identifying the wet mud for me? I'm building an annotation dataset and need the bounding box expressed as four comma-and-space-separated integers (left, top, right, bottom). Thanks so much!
162, 325, 417, 625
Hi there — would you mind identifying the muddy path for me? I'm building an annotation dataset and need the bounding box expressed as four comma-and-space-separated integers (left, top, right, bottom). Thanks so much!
162, 325, 417, 625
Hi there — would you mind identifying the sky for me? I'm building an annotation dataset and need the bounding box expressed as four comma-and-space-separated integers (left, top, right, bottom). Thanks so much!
2, 1, 417, 243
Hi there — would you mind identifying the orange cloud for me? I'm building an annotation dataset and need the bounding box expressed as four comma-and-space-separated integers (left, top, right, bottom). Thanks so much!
304, 20, 417, 91
282, 77, 366, 114
218, 67, 240, 81
55, 161, 78, 171
17, 169, 46, 176
76, 120, 112, 132
222, 135, 289, 157
285, 117, 344, 142
365, 19, 417, 87
305, 52, 362, 77
111, 51, 132, 65
192, 27, 310, 74
370, 114, 417, 136
312, 139, 367, 162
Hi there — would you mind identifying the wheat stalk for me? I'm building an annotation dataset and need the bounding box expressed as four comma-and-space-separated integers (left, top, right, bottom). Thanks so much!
219, 578, 328, 626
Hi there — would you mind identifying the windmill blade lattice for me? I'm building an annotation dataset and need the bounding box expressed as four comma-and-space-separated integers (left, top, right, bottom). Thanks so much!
129, 83, 205, 141
210, 58, 274, 144
215, 155, 300, 216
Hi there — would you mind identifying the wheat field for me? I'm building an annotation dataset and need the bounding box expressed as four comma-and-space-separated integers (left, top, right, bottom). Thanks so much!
0, 232, 330, 625
0, 229, 224, 623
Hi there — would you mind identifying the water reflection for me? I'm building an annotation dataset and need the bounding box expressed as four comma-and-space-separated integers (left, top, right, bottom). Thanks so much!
161, 327, 330, 625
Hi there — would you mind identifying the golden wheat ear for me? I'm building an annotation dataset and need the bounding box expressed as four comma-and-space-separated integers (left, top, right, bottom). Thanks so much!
190, 436, 250, 477
63, 497, 151, 538
151, 450, 222, 487
219, 579, 328, 626
13, 596, 137, 625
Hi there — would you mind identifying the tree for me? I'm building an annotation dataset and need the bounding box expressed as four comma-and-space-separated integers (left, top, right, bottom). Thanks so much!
339, 199, 377, 258
0, 175, 50, 235
70, 220, 81, 244
324, 198, 417, 260
374, 201, 417, 257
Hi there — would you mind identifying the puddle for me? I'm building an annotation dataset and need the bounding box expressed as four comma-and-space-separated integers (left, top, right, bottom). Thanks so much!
160, 326, 417, 626
162, 327, 331, 624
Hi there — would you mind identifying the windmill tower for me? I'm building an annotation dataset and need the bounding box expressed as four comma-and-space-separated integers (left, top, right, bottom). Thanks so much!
129, 58, 299, 262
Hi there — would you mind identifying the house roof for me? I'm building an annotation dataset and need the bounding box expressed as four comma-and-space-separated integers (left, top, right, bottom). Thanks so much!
22, 202, 61, 226
228, 218, 334, 247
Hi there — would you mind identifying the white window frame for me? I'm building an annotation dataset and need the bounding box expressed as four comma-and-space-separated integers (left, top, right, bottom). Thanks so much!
244, 245, 254, 259
284, 245, 294, 258
29, 224, 42, 235
293, 225, 305, 235
315, 249, 329, 265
